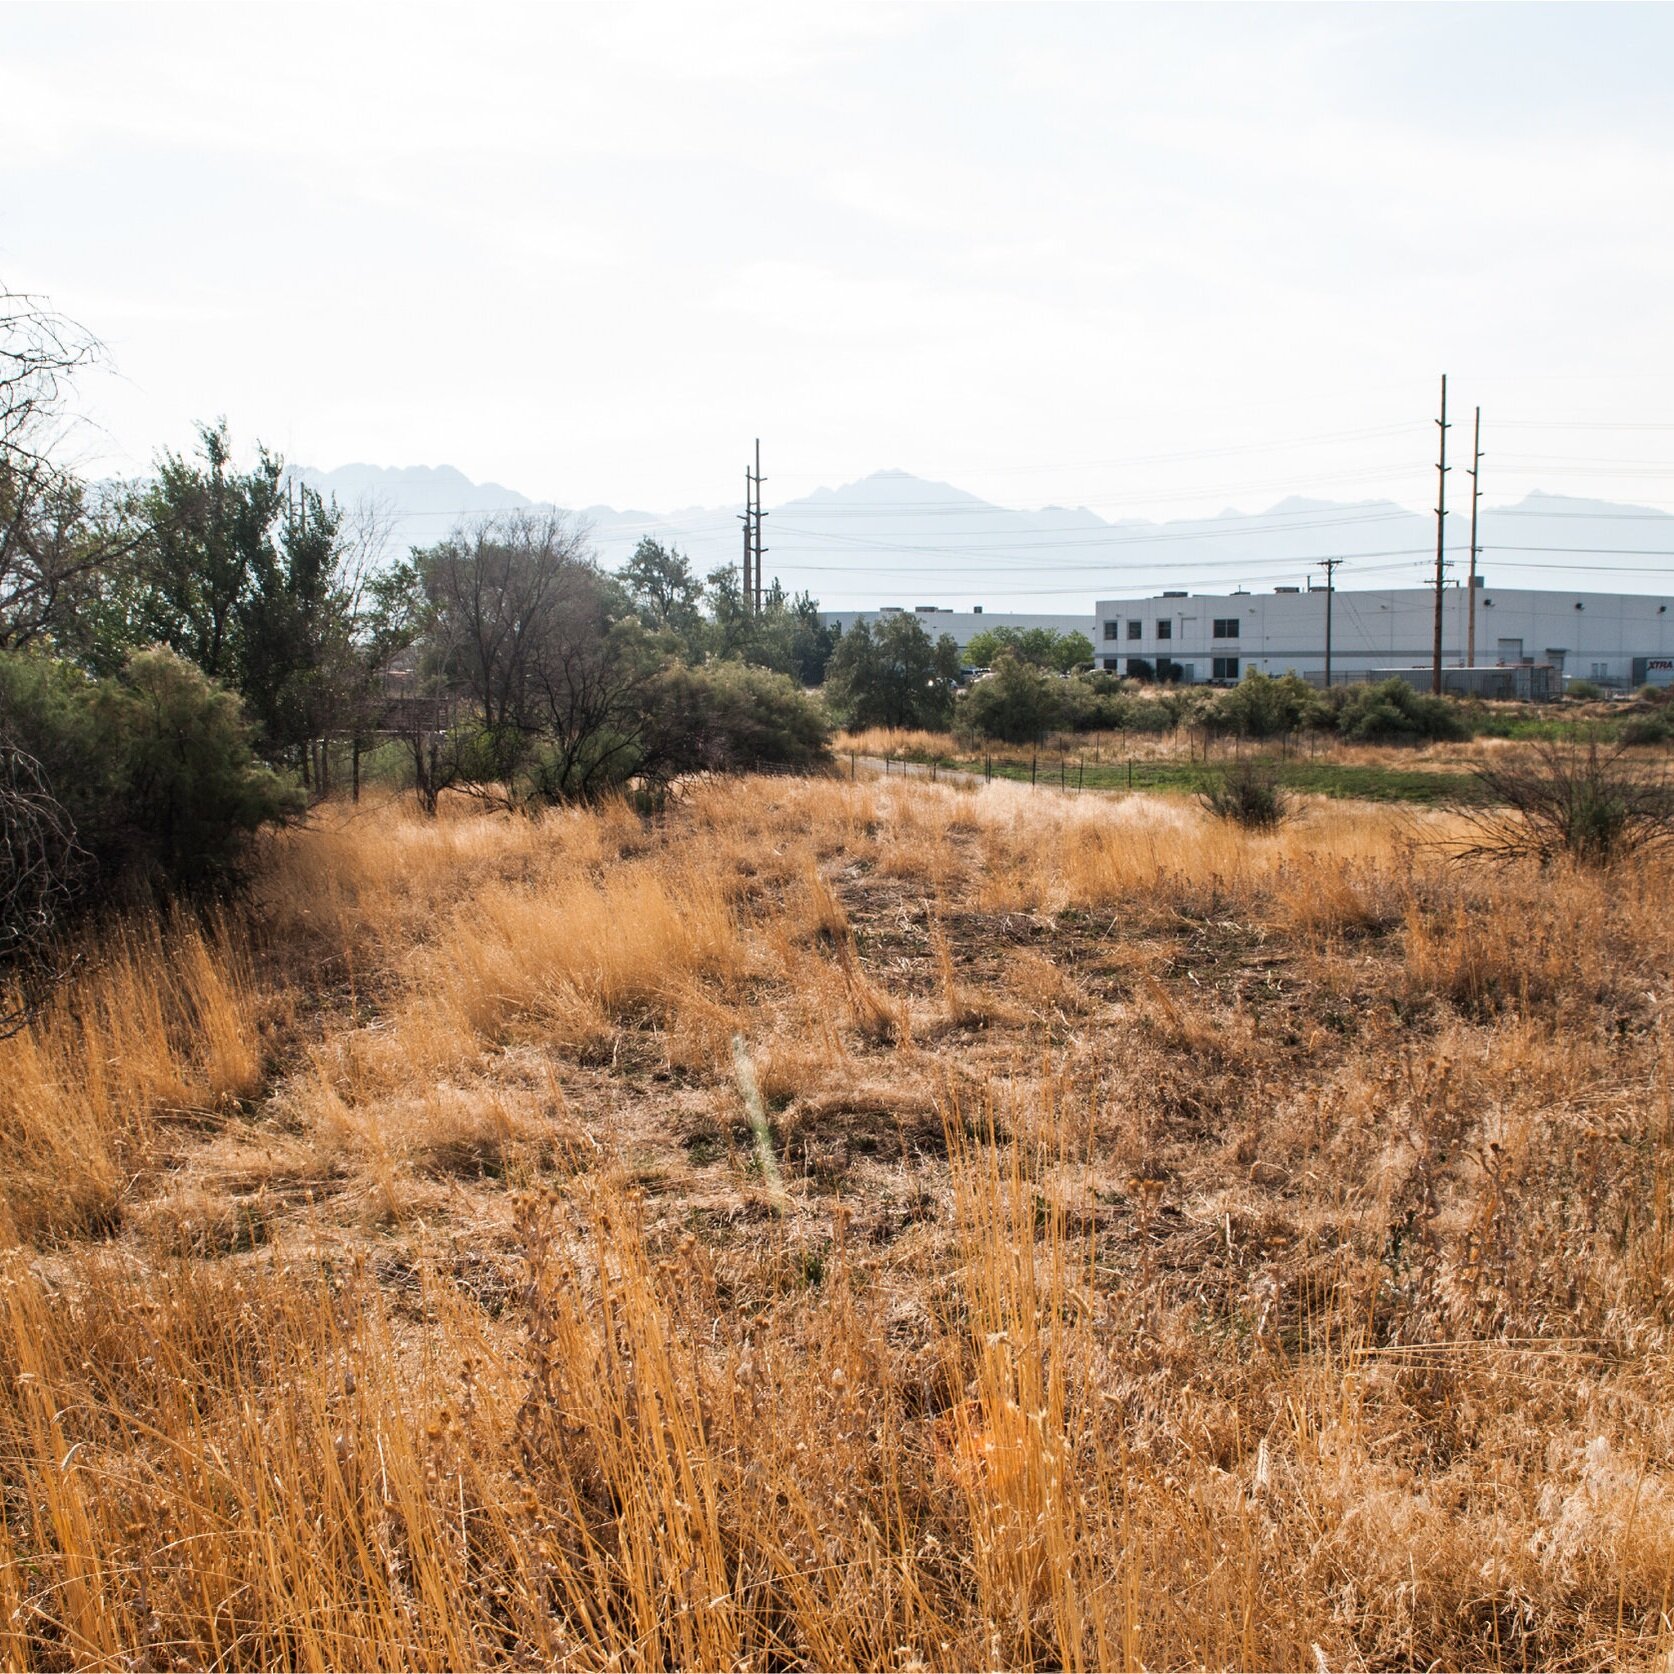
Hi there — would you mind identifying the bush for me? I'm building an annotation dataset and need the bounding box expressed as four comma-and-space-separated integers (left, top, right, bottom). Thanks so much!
1206, 671, 1325, 740
1332, 678, 1471, 745
1198, 758, 1292, 830
955, 653, 1065, 743
1619, 711, 1674, 747
1458, 741, 1674, 867
654, 660, 832, 774
0, 647, 301, 901
1567, 680, 1604, 701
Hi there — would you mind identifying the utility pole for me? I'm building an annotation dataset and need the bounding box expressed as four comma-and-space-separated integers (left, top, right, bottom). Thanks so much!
1466, 406, 1482, 667
1318, 556, 1342, 689
1432, 374, 1451, 695
739, 469, 753, 611
738, 440, 768, 614
751, 438, 767, 613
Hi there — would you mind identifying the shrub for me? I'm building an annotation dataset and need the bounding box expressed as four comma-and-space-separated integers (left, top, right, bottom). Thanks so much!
1458, 741, 1674, 867
654, 660, 832, 775
1205, 671, 1325, 740
1619, 710, 1674, 747
1332, 678, 1471, 745
1198, 759, 1292, 830
1567, 679, 1604, 701
955, 653, 1064, 744
0, 646, 301, 900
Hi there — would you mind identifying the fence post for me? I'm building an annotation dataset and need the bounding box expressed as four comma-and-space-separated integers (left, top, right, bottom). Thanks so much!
1031, 753, 1037, 786
1060, 757, 1066, 789
1077, 758, 1084, 791
1127, 758, 1133, 790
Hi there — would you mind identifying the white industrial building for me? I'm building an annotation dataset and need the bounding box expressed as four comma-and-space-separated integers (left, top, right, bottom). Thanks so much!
820, 604, 1097, 659
1093, 582, 1674, 691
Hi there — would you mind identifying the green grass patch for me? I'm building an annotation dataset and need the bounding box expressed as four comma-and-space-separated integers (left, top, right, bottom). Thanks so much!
949, 755, 1482, 805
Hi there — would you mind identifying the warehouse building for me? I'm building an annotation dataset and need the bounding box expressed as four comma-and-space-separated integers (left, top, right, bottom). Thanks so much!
1094, 582, 1674, 691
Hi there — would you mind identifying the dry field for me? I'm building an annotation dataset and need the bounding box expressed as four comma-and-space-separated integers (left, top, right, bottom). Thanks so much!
1, 771, 1672, 1670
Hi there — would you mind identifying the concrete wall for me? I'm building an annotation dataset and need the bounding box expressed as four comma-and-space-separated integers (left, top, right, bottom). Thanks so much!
1092, 585, 1674, 686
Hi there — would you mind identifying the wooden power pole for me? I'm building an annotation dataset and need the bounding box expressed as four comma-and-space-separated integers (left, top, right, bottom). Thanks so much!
1466, 406, 1482, 667
739, 469, 753, 609
1432, 374, 1451, 694
738, 441, 768, 613
751, 438, 767, 613
1318, 555, 1342, 689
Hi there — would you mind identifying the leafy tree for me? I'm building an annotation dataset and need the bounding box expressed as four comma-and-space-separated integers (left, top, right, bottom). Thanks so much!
701, 563, 754, 662
235, 484, 375, 775
964, 625, 1093, 673
822, 614, 961, 730
135, 421, 285, 686
956, 652, 1065, 743
620, 537, 704, 646
732, 583, 840, 684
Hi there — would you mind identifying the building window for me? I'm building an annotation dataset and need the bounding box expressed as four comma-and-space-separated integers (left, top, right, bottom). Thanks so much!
1126, 619, 1142, 640
1212, 656, 1240, 680
1155, 620, 1172, 641
1101, 656, 1118, 670
1212, 618, 1240, 638
1103, 620, 1120, 640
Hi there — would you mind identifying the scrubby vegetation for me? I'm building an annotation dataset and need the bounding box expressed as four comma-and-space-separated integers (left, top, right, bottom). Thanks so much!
0, 770, 1671, 1668
1460, 740, 1674, 866
1199, 756, 1292, 828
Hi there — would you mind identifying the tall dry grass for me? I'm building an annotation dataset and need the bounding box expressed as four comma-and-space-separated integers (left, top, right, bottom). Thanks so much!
0, 774, 1671, 1667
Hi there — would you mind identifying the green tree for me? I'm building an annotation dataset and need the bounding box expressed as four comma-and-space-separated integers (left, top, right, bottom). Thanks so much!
955, 652, 1065, 743
964, 625, 1093, 673
135, 421, 284, 685
620, 537, 704, 646
235, 484, 373, 775
823, 614, 960, 730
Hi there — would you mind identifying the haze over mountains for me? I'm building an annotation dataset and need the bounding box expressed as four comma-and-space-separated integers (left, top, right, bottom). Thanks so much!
292, 463, 1674, 612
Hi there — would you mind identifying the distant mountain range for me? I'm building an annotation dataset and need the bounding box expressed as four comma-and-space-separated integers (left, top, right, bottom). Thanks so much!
290, 463, 1674, 611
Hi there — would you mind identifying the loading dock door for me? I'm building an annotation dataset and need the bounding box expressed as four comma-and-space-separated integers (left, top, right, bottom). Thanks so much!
1497, 637, 1524, 664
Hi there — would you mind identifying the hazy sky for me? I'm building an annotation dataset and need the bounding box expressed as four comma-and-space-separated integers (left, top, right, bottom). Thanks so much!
5, 2, 1674, 530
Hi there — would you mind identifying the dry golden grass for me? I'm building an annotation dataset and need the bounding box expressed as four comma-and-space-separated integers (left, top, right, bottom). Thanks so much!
0, 774, 1672, 1668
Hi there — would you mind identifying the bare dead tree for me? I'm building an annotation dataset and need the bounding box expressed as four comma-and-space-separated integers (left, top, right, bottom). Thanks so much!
0, 286, 99, 467
0, 284, 138, 653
